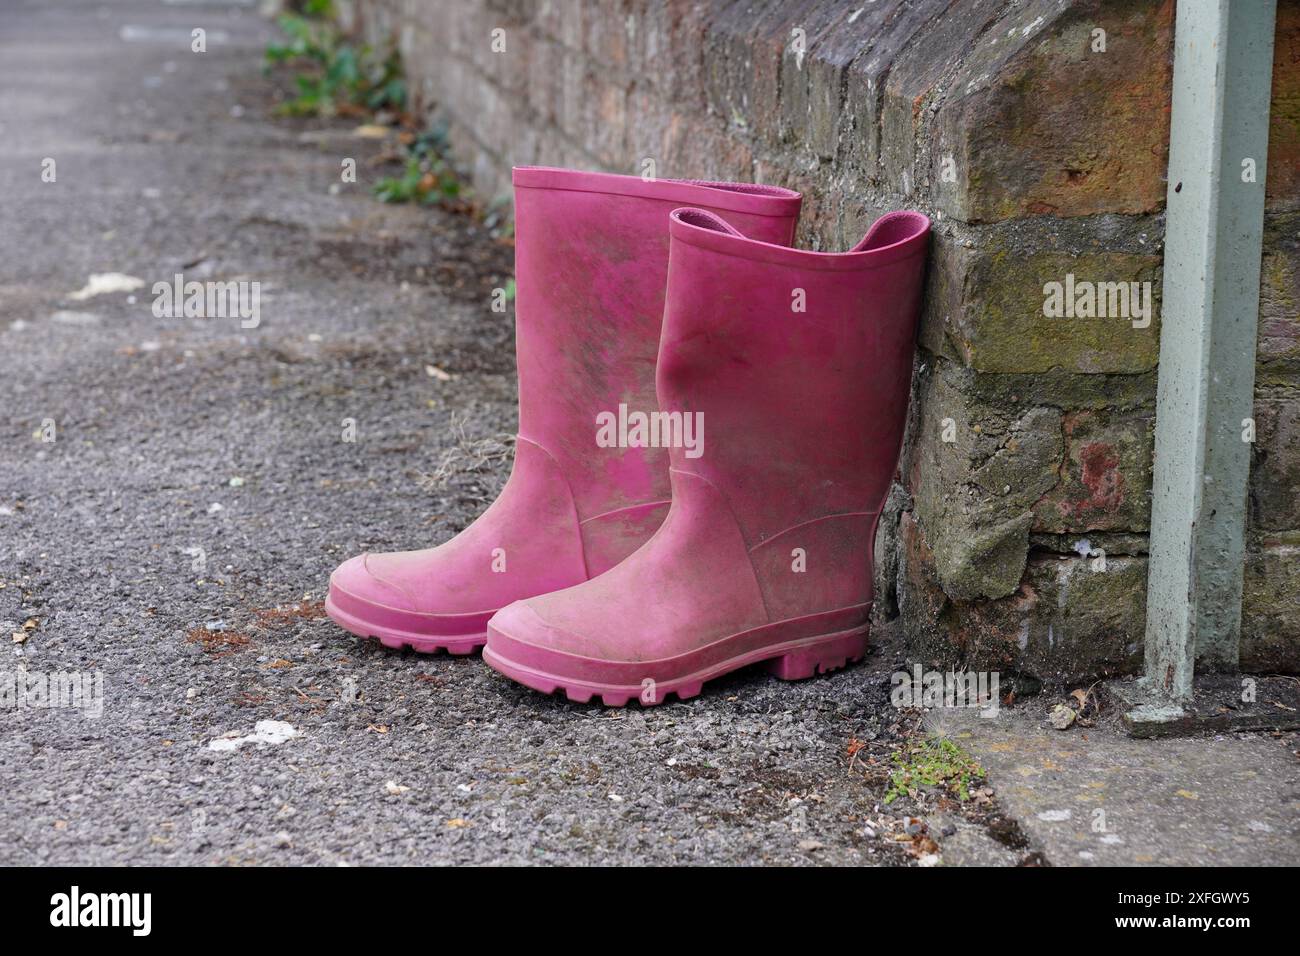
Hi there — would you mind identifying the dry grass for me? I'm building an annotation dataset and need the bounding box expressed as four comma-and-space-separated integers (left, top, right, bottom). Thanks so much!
417, 412, 514, 508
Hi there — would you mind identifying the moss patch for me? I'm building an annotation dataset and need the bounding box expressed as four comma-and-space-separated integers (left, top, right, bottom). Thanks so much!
886, 736, 987, 804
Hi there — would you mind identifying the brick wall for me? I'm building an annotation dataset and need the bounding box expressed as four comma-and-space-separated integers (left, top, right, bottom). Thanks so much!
343, 0, 1300, 682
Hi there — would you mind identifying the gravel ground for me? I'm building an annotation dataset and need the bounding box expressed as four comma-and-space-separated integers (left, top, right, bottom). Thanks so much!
0, 0, 973, 866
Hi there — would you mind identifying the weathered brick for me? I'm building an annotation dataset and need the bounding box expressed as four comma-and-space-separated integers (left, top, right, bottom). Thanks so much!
452, 0, 496, 68
556, 44, 587, 140
934, 0, 1173, 222
486, 0, 539, 23
583, 0, 632, 70
647, 0, 713, 108
924, 235, 1162, 373
899, 512, 1145, 684
872, 483, 912, 621
800, 4, 893, 162
905, 359, 1154, 601
1268, 0, 1300, 208
1250, 390, 1300, 533
773, 1, 855, 153
703, 1, 792, 149
839, 1, 937, 180
525, 34, 562, 124
562, 66, 629, 167
663, 112, 753, 182
530, 0, 564, 42
907, 361, 1060, 600
482, 17, 534, 98
1240, 544, 1300, 671
879, 0, 1005, 200
536, 0, 585, 51
1259, 211, 1300, 383
624, 82, 673, 173
1031, 408, 1153, 534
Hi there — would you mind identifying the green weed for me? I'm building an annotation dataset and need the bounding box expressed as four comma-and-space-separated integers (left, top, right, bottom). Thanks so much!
885, 736, 986, 804
265, 6, 405, 118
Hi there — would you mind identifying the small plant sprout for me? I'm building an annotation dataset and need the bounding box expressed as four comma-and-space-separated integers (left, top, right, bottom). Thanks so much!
886, 737, 986, 804
264, 6, 405, 118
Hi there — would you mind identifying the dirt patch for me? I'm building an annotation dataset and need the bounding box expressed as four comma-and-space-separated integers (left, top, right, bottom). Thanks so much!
185, 627, 251, 657
253, 600, 327, 629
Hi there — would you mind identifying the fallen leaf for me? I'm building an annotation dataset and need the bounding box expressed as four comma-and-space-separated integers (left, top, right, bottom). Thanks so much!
445, 818, 470, 828
910, 835, 940, 857
384, 781, 410, 795
11, 631, 28, 645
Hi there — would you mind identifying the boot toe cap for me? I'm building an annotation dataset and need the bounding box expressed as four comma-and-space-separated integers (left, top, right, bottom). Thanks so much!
488, 600, 602, 658
329, 553, 419, 612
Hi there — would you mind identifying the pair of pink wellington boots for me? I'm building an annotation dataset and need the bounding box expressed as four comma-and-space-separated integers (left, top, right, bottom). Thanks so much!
325, 166, 930, 706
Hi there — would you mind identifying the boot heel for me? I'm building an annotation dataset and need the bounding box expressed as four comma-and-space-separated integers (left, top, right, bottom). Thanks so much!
766, 626, 870, 681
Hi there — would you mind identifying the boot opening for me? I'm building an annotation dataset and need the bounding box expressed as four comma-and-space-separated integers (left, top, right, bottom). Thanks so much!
673, 208, 743, 236
853, 211, 931, 252
686, 180, 800, 198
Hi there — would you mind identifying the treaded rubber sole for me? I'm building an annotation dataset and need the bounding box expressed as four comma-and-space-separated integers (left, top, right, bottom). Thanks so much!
483, 624, 869, 707
325, 594, 485, 655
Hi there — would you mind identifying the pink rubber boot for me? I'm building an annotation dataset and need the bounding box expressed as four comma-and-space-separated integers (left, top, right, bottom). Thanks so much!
326, 169, 801, 653
484, 206, 930, 702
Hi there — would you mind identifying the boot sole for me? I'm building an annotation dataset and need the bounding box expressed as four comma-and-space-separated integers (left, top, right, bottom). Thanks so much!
325, 594, 485, 655
483, 619, 869, 707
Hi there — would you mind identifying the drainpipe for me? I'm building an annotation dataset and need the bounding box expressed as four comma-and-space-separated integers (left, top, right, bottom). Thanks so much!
1144, 0, 1276, 702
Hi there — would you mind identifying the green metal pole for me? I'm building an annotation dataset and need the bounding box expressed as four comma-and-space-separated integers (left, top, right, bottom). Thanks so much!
1145, 0, 1275, 700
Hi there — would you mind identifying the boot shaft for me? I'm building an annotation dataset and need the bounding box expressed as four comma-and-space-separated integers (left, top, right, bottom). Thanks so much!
510, 167, 801, 520
658, 208, 931, 545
